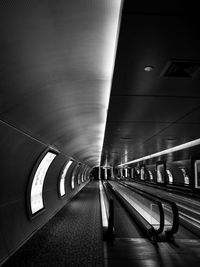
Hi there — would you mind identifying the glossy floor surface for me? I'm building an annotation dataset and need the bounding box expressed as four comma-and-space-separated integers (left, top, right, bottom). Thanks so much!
104, 238, 200, 267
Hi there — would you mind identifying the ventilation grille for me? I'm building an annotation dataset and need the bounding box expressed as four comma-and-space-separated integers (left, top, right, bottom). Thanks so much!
161, 60, 200, 78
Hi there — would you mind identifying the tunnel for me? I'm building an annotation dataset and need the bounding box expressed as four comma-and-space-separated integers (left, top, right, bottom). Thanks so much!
1, 0, 200, 266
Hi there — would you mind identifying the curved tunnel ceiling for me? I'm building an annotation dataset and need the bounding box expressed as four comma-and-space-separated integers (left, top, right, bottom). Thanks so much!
0, 0, 122, 167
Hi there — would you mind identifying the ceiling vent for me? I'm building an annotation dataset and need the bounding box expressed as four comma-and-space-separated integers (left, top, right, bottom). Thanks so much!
161, 59, 200, 78
120, 137, 133, 142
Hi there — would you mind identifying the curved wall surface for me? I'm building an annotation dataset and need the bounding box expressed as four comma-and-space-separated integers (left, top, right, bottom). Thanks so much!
0, 120, 89, 265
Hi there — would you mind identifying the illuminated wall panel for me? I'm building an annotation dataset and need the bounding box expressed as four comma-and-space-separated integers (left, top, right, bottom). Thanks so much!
194, 160, 200, 189
71, 164, 79, 189
81, 167, 86, 182
140, 167, 145, 180
59, 160, 73, 197
30, 151, 57, 215
166, 169, 173, 184
180, 168, 190, 185
156, 163, 165, 183
148, 170, 153, 180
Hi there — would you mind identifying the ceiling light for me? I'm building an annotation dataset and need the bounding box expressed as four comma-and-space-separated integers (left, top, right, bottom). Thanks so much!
144, 66, 154, 72
118, 137, 200, 167
98, 0, 123, 165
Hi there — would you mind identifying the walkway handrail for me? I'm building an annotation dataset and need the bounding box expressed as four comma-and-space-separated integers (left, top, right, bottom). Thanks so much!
99, 181, 114, 241
107, 182, 159, 243
102, 181, 115, 240
114, 182, 164, 235
120, 182, 179, 238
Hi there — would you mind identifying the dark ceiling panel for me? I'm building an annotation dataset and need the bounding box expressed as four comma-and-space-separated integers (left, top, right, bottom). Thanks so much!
101, 0, 200, 167
123, 1, 200, 15
107, 96, 200, 123
179, 107, 200, 124
105, 122, 200, 166
110, 14, 200, 97
156, 123, 200, 141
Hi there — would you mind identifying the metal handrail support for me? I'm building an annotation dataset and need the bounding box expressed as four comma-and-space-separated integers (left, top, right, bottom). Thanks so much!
120, 182, 179, 240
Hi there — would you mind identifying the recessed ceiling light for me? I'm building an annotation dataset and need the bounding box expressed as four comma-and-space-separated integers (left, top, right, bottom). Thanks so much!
144, 66, 154, 72
167, 138, 177, 142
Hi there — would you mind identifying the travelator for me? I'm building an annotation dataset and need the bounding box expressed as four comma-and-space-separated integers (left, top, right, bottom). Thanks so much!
99, 180, 179, 243
99, 181, 114, 241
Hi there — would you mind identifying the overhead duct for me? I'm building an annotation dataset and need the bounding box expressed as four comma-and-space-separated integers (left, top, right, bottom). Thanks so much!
161, 59, 200, 78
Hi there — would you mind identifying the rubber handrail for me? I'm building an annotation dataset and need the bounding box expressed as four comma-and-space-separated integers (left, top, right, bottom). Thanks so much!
102, 181, 114, 240
106, 182, 157, 243
113, 181, 164, 235
120, 182, 179, 236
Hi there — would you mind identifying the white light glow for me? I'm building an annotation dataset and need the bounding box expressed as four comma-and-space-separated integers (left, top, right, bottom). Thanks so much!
60, 160, 73, 197
31, 152, 57, 214
157, 170, 162, 183
71, 164, 79, 189
77, 168, 82, 185
194, 160, 200, 189
180, 168, 190, 185
140, 167, 145, 180
97, 0, 122, 164
81, 167, 86, 182
179, 211, 200, 229
105, 168, 108, 180
157, 164, 164, 183
144, 66, 154, 72
118, 138, 200, 167
166, 170, 173, 184
148, 170, 153, 180
99, 181, 108, 227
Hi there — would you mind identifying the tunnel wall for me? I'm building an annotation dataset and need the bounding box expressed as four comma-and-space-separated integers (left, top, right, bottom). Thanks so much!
138, 159, 192, 188
0, 120, 88, 265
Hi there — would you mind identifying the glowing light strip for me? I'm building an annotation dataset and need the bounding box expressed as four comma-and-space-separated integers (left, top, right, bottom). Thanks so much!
31, 152, 57, 214
99, 181, 108, 227
60, 160, 73, 197
177, 203, 200, 216
118, 138, 200, 167
110, 182, 162, 227
98, 0, 123, 165
179, 212, 200, 229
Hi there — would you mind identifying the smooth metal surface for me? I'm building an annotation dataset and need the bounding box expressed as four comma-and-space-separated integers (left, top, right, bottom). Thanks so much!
0, 0, 122, 167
